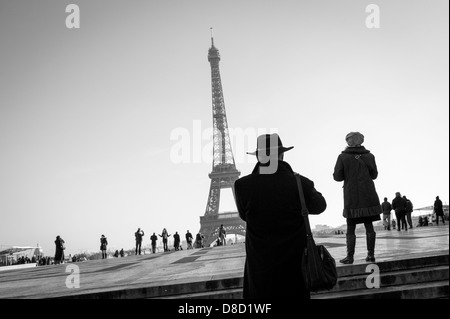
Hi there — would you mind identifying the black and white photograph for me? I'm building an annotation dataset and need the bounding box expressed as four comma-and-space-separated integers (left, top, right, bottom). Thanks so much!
0, 0, 448, 304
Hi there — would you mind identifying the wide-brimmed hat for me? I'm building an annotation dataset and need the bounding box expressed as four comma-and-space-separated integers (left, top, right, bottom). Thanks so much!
247, 133, 293, 156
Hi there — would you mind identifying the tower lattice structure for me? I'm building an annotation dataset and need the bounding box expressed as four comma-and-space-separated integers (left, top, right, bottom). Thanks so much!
199, 30, 245, 247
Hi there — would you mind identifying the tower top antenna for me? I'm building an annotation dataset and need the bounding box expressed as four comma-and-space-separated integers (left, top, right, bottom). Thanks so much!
210, 27, 214, 46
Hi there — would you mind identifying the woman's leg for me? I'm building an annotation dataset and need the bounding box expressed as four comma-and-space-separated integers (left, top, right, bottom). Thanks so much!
364, 222, 376, 262
340, 220, 356, 264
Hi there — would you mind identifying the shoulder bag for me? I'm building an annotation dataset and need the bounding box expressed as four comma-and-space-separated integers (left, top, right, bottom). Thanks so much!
294, 173, 337, 292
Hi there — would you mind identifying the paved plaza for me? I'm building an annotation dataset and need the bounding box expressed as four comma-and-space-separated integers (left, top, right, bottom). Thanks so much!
0, 224, 448, 299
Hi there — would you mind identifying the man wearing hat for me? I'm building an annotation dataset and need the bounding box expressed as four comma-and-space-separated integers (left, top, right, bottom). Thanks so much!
234, 133, 327, 299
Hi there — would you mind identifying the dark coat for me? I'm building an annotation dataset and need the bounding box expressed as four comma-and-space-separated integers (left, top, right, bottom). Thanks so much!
100, 237, 108, 250
392, 195, 407, 214
54, 238, 65, 261
333, 146, 382, 222
234, 160, 327, 299
434, 198, 444, 216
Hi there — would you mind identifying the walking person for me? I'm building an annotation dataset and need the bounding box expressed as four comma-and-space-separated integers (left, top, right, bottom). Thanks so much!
392, 192, 407, 231
434, 196, 445, 225
234, 133, 327, 299
173, 232, 181, 251
159, 228, 171, 252
54, 235, 65, 265
100, 234, 108, 259
333, 132, 382, 264
381, 197, 392, 230
135, 228, 144, 255
185, 230, 193, 249
404, 196, 414, 229
150, 232, 158, 253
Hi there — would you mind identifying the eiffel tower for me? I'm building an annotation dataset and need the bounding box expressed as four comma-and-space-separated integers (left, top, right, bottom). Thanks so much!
199, 29, 245, 247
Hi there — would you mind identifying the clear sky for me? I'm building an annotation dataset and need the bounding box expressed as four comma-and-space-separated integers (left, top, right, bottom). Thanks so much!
0, 0, 448, 257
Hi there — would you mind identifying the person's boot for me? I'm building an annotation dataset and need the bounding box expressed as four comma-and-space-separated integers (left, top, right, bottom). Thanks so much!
365, 232, 376, 262
339, 234, 356, 264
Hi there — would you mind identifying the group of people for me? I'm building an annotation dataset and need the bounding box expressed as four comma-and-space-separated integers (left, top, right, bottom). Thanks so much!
381, 194, 446, 231
381, 193, 414, 231
134, 228, 207, 255
233, 132, 446, 299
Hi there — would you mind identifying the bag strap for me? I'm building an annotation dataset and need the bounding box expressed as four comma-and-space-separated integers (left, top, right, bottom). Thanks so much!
294, 173, 313, 238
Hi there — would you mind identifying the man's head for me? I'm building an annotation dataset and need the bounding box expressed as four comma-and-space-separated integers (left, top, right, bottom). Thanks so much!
247, 133, 293, 174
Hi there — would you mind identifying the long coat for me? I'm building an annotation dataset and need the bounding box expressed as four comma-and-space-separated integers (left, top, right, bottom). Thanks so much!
54, 238, 65, 262
333, 146, 382, 222
234, 160, 327, 299
434, 198, 444, 216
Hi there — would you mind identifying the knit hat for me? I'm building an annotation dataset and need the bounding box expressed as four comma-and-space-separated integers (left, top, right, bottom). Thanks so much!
345, 132, 364, 147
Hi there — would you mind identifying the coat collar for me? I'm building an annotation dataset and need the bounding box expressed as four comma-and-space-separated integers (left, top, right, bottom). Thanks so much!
342, 146, 371, 155
251, 160, 295, 175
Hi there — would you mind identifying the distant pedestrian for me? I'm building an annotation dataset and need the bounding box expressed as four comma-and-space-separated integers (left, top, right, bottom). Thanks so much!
135, 228, 144, 255
54, 235, 65, 265
150, 233, 158, 253
159, 228, 171, 252
434, 196, 445, 225
195, 233, 204, 248
113, 250, 119, 258
119, 248, 124, 257
392, 192, 407, 231
392, 219, 396, 230
185, 230, 193, 249
218, 224, 227, 246
333, 132, 382, 264
381, 197, 392, 230
100, 234, 108, 259
403, 196, 414, 229
173, 232, 181, 251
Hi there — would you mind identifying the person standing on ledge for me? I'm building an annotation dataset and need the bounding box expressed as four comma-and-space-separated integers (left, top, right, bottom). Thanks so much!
135, 228, 144, 255
333, 132, 382, 264
392, 192, 407, 231
434, 196, 445, 225
381, 197, 392, 230
234, 133, 327, 299
100, 234, 108, 259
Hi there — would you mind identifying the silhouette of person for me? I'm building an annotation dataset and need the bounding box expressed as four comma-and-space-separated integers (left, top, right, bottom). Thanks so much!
392, 192, 407, 231
434, 196, 445, 225
195, 233, 204, 248
218, 224, 227, 246
54, 235, 65, 265
119, 248, 124, 257
135, 228, 144, 255
150, 233, 158, 253
159, 228, 171, 252
185, 230, 193, 249
381, 197, 392, 230
100, 234, 108, 259
333, 132, 382, 264
173, 232, 181, 250
403, 196, 414, 229
234, 134, 327, 299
